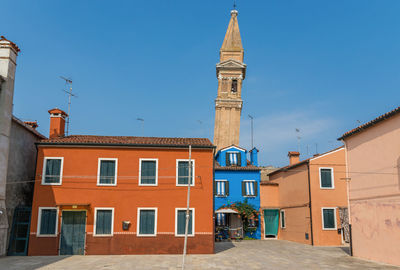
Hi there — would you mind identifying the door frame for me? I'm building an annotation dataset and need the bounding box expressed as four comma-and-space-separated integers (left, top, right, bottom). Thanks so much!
263, 208, 280, 240
58, 209, 87, 255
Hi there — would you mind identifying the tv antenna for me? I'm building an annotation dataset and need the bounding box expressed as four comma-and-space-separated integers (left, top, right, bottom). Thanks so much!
295, 128, 301, 153
248, 114, 254, 149
60, 76, 77, 136
136, 118, 144, 136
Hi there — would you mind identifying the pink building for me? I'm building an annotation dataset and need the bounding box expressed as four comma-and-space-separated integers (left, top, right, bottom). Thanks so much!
339, 106, 400, 266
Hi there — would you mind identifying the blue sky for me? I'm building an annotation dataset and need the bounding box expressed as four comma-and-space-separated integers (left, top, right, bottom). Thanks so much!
3, 0, 400, 167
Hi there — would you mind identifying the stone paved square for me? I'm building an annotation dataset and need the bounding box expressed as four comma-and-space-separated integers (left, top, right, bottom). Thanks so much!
0, 240, 398, 270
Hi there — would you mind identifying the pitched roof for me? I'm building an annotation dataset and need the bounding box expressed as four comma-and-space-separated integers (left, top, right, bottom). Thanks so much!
215, 162, 260, 171
38, 135, 214, 148
221, 10, 243, 52
338, 106, 400, 140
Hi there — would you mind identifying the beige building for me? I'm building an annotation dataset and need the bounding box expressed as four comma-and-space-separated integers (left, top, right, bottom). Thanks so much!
339, 106, 400, 266
213, 10, 247, 151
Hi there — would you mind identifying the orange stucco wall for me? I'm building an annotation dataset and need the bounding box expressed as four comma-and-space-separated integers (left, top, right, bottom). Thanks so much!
344, 113, 400, 266
28, 146, 214, 255
309, 148, 347, 246
263, 148, 348, 246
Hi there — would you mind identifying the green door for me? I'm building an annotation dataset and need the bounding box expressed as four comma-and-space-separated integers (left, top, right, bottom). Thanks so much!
60, 211, 86, 255
264, 209, 279, 237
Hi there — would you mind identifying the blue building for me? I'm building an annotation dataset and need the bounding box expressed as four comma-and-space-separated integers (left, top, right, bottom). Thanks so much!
214, 145, 261, 239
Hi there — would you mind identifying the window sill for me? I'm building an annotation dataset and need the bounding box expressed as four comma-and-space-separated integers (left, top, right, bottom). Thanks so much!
97, 184, 117, 187
322, 228, 337, 231
137, 234, 157, 237
93, 234, 114, 237
138, 184, 158, 186
215, 195, 227, 197
243, 195, 257, 198
36, 234, 57, 237
175, 234, 195, 237
320, 187, 335, 190
41, 183, 62, 186
176, 184, 195, 187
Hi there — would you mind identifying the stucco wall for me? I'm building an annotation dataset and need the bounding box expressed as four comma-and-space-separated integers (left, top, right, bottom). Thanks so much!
28, 146, 214, 255
345, 113, 400, 266
309, 148, 347, 246
269, 163, 312, 244
6, 120, 41, 247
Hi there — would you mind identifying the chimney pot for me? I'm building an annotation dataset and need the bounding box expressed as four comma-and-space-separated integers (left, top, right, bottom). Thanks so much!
288, 151, 300, 165
24, 121, 38, 130
48, 108, 68, 138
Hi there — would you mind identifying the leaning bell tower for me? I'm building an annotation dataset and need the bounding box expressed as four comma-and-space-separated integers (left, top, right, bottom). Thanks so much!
213, 9, 247, 151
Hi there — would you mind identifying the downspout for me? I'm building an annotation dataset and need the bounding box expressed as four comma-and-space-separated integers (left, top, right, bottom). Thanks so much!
307, 162, 314, 246
212, 147, 216, 253
342, 140, 353, 256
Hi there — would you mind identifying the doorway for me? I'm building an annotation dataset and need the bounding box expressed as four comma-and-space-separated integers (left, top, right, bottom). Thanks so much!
59, 211, 86, 255
264, 209, 279, 238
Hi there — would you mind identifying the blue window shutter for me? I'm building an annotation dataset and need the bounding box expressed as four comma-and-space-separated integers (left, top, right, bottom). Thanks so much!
141, 160, 156, 184
140, 210, 155, 234
100, 160, 115, 184
45, 159, 61, 183
40, 209, 57, 234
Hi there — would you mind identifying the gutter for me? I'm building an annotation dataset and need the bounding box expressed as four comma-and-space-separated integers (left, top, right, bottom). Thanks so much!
307, 162, 314, 246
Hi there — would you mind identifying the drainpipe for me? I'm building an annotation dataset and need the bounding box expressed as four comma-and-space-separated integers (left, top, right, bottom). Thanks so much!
307, 162, 314, 246
342, 140, 353, 256
212, 147, 216, 252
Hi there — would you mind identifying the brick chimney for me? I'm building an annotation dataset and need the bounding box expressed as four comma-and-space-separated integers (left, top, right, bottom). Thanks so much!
288, 151, 300, 165
48, 108, 68, 138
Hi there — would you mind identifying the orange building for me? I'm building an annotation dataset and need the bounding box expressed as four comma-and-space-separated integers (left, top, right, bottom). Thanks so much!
260, 147, 349, 246
28, 109, 215, 255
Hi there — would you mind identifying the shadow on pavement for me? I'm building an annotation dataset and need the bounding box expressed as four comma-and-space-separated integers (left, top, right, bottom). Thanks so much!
214, 241, 235, 254
0, 255, 71, 270
340, 246, 351, 255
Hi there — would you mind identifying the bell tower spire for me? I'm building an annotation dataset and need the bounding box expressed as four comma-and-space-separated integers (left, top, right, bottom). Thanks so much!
213, 9, 247, 151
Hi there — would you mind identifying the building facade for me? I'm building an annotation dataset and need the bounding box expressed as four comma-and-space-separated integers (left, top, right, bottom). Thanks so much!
0, 37, 45, 256
339, 106, 400, 266
214, 145, 261, 240
261, 148, 349, 246
28, 110, 215, 255
213, 9, 247, 151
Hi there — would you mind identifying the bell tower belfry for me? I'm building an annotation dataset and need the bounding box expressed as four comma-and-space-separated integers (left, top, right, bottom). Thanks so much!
213, 9, 247, 151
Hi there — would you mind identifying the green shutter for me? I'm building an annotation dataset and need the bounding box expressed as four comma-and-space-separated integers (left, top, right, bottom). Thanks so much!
178, 161, 193, 185
141, 160, 156, 184
225, 153, 230, 166
100, 160, 115, 184
237, 152, 241, 166
320, 169, 332, 188
139, 210, 155, 235
226, 181, 229, 196
45, 159, 61, 183
323, 209, 335, 229
40, 209, 57, 235
213, 181, 217, 195
177, 210, 192, 235
242, 181, 245, 196
96, 210, 112, 234
254, 182, 258, 196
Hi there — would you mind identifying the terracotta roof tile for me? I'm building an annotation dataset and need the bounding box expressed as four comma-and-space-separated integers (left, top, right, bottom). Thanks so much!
338, 106, 400, 140
38, 135, 214, 148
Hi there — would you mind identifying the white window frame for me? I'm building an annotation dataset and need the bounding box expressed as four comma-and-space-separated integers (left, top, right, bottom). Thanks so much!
215, 179, 228, 197
175, 208, 195, 237
319, 167, 335, 189
176, 159, 195, 187
37, 207, 59, 237
137, 207, 158, 237
227, 151, 240, 165
139, 158, 158, 186
97, 158, 118, 186
41, 157, 64, 185
321, 207, 337, 230
243, 180, 257, 197
93, 207, 114, 237
280, 210, 286, 229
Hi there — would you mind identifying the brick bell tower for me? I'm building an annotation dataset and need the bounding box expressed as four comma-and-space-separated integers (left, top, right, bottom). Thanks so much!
213, 9, 247, 151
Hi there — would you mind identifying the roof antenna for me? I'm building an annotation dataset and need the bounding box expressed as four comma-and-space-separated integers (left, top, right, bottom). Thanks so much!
60, 76, 77, 136
233, 0, 237, 10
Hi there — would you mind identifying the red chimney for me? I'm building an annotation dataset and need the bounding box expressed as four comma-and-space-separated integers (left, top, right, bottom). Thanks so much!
288, 151, 300, 165
24, 121, 38, 130
48, 108, 68, 138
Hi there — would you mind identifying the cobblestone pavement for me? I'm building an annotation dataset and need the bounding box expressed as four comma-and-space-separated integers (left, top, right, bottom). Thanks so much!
1, 240, 398, 270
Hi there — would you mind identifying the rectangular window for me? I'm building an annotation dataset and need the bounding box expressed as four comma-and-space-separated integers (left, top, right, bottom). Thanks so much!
175, 208, 194, 236
139, 159, 158, 186
215, 180, 228, 196
37, 207, 58, 236
322, 208, 337, 230
94, 208, 114, 236
242, 181, 257, 197
137, 208, 157, 236
97, 158, 117, 186
216, 213, 227, 226
176, 160, 195, 186
225, 152, 241, 166
280, 210, 286, 228
320, 168, 334, 189
231, 79, 238, 92
42, 157, 63, 185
